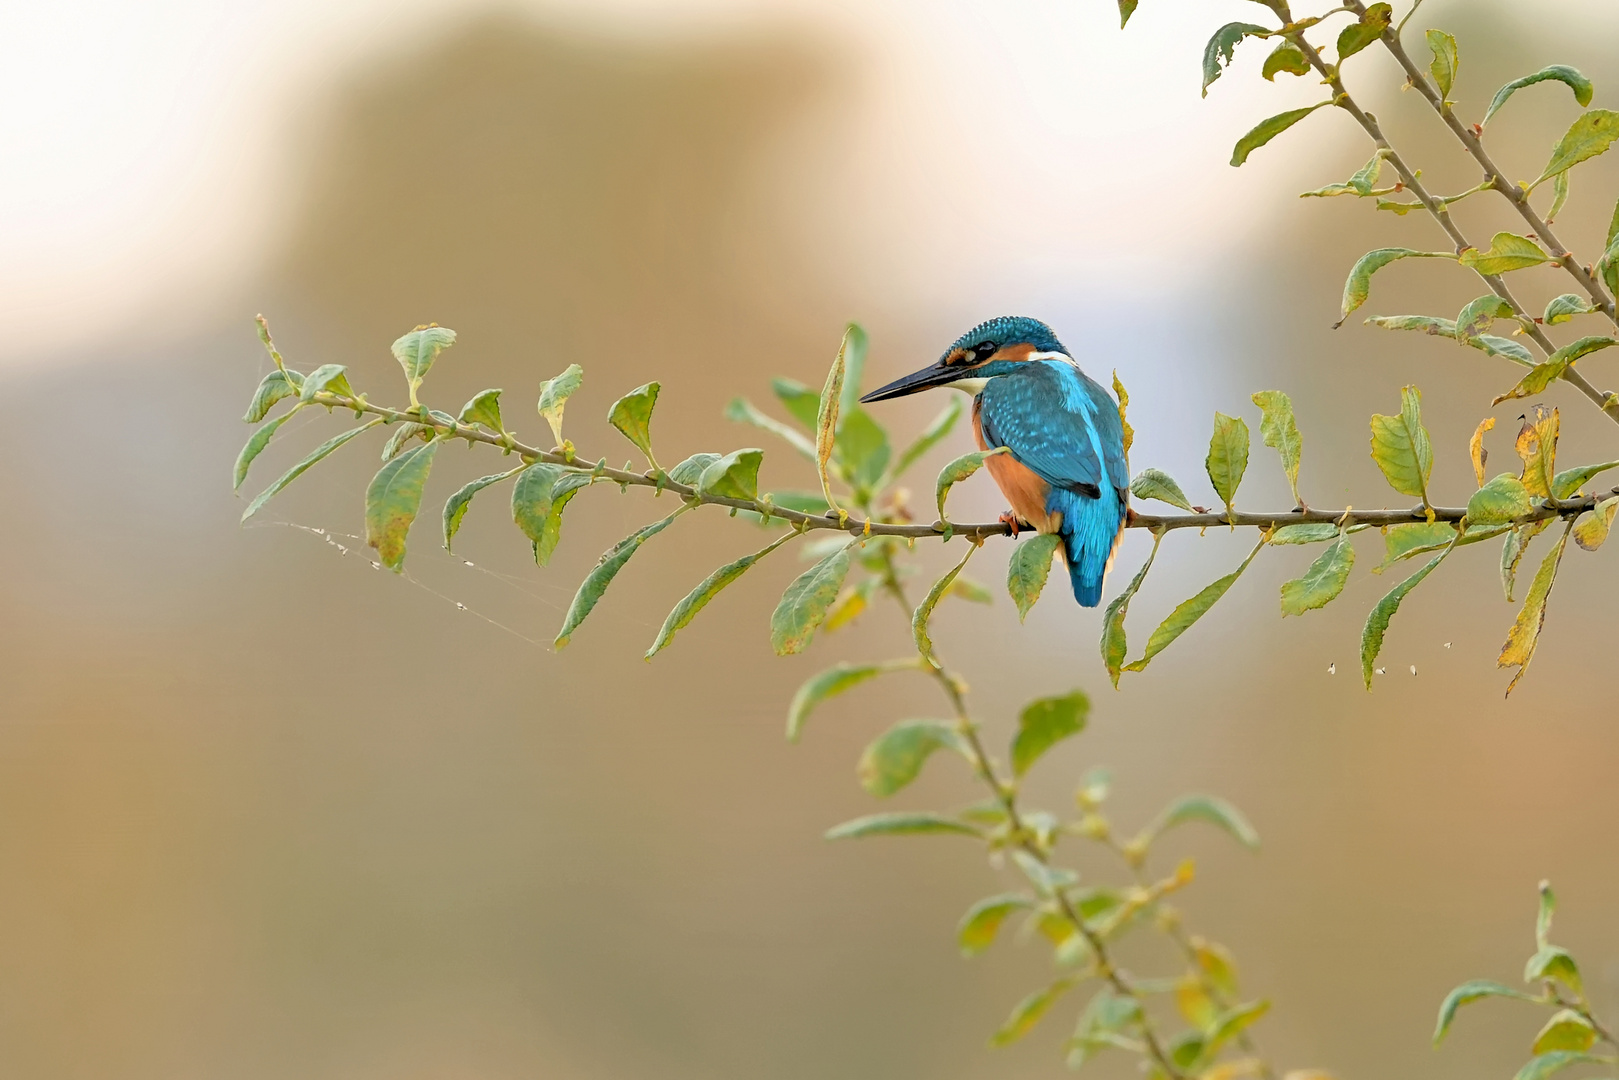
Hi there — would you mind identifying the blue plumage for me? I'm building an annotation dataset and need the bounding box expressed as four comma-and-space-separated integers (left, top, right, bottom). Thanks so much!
978, 360, 1129, 607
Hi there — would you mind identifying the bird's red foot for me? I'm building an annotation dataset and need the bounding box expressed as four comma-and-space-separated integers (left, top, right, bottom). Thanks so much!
998, 510, 1023, 537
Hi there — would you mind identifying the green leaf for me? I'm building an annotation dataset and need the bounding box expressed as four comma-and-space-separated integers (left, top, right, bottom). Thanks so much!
1367, 315, 1537, 365
1553, 459, 1619, 499
1468, 474, 1534, 526
1514, 1052, 1609, 1080
1456, 294, 1516, 341
298, 363, 354, 403
536, 363, 584, 446
240, 418, 383, 522
1068, 988, 1144, 1068
1427, 29, 1458, 101
1461, 232, 1551, 275
1206, 412, 1250, 514
457, 388, 504, 431
1502, 520, 1550, 602
233, 406, 302, 490
1362, 542, 1454, 688
858, 719, 965, 797
770, 377, 821, 429
511, 464, 591, 566
936, 448, 1007, 519
1549, 169, 1571, 224
1007, 533, 1064, 622
608, 382, 661, 467
1573, 496, 1618, 551
1279, 531, 1354, 616
442, 468, 522, 552
1231, 101, 1332, 167
1101, 531, 1163, 688
786, 660, 918, 741
1474, 334, 1537, 366
1124, 539, 1263, 672
1544, 295, 1595, 325
724, 398, 816, 460
1206, 1000, 1271, 1056
770, 543, 853, 656
839, 322, 869, 419
1194, 940, 1240, 998
1336, 3, 1391, 61
381, 421, 431, 462
1117, 0, 1137, 29
1493, 337, 1618, 406
364, 439, 440, 570
1483, 66, 1594, 127
949, 574, 994, 605
698, 448, 764, 502
1534, 1011, 1597, 1055
913, 543, 976, 663
824, 812, 981, 840
1010, 690, 1089, 777
1524, 944, 1583, 996
668, 452, 722, 487
244, 368, 305, 422
889, 396, 964, 481
1538, 880, 1558, 948
1251, 390, 1302, 505
1369, 385, 1433, 503
833, 406, 891, 491
1130, 468, 1196, 512
391, 325, 455, 404
1270, 522, 1341, 544
958, 894, 1034, 957
1434, 980, 1539, 1044
1202, 22, 1269, 97
1605, 196, 1619, 296
554, 511, 683, 649
990, 978, 1078, 1048
1375, 521, 1459, 572
1300, 149, 1385, 198
1339, 249, 1450, 325
1536, 109, 1619, 185
646, 534, 795, 659
1140, 794, 1260, 850
1263, 41, 1311, 81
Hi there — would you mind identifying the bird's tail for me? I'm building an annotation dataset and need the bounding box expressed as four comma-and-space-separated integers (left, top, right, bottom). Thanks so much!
1053, 487, 1127, 608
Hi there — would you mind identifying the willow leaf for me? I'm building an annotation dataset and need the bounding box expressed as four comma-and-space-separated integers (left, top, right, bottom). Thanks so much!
1124, 540, 1262, 672
645, 533, 794, 658
554, 510, 684, 649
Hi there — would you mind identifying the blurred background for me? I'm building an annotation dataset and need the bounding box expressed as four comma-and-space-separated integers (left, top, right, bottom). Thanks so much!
2, 1, 1618, 1077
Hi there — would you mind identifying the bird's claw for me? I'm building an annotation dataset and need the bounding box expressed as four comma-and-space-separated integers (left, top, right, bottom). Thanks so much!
998, 510, 1024, 537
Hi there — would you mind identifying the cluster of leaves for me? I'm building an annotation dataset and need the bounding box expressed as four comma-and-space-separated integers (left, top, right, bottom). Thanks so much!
1434, 883, 1617, 1079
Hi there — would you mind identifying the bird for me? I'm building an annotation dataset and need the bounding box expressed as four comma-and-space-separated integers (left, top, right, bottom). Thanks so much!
860, 316, 1129, 607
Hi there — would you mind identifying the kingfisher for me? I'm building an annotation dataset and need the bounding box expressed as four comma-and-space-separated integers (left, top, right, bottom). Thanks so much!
861, 316, 1129, 607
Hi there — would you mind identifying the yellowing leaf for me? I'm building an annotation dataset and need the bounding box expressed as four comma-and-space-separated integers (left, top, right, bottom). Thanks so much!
1206, 412, 1250, 514
1544, 294, 1594, 325
1231, 101, 1333, 168
1279, 531, 1354, 616
298, 362, 355, 403
1374, 522, 1457, 573
1369, 386, 1433, 503
1456, 294, 1515, 341
1252, 390, 1303, 505
1536, 109, 1619, 185
457, 388, 504, 432
1516, 406, 1560, 499
1339, 249, 1449, 325
608, 382, 661, 468
1573, 496, 1618, 551
1336, 3, 1391, 61
958, 894, 1033, 957
1007, 532, 1064, 622
1493, 338, 1617, 406
1460, 232, 1550, 275
1010, 690, 1089, 776
1470, 417, 1495, 486
1483, 66, 1594, 128
1113, 370, 1133, 461
1533, 1010, 1596, 1055
817, 326, 862, 518
1498, 523, 1572, 696
1263, 41, 1310, 81
364, 439, 440, 571
1426, 29, 1458, 101
990, 978, 1078, 1048
391, 324, 455, 406
536, 363, 584, 446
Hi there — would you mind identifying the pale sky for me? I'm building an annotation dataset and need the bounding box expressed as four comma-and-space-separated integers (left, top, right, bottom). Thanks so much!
1, 0, 1610, 365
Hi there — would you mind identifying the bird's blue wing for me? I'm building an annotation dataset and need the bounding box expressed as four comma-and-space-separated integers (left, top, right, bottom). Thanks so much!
978, 360, 1128, 495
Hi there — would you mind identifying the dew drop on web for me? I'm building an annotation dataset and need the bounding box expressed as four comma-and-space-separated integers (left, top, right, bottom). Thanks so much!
1327, 662, 1336, 675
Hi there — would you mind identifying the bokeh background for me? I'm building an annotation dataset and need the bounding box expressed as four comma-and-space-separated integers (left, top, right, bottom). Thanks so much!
2, 1, 1617, 1077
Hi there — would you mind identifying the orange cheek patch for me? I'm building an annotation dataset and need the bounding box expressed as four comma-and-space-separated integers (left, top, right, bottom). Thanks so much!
987, 342, 1036, 363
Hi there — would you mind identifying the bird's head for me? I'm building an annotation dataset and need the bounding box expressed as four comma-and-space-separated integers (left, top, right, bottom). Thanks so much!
859, 316, 1068, 403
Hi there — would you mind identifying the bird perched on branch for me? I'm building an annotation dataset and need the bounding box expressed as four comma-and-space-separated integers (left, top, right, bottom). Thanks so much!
861, 316, 1129, 607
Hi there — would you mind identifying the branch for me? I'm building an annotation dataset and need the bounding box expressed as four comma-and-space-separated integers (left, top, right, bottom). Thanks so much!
306, 388, 1616, 541
1275, 3, 1619, 429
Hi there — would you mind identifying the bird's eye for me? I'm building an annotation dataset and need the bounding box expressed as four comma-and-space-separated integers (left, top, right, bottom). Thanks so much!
976, 342, 998, 358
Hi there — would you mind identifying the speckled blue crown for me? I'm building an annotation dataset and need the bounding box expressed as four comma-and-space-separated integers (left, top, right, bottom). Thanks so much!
943, 316, 1066, 361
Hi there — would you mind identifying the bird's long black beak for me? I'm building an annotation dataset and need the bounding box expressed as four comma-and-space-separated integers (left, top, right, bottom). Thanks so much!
859, 361, 959, 404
